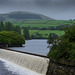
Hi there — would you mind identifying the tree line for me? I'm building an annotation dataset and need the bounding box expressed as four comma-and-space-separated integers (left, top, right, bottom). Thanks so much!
0, 21, 30, 40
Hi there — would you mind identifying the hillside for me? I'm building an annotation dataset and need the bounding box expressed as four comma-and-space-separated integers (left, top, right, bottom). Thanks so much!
0, 11, 54, 21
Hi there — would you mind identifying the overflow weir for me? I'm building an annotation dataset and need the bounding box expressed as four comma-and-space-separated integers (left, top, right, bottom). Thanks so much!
0, 48, 49, 75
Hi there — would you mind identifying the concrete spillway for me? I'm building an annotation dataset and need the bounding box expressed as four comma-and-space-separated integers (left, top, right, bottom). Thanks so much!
0, 49, 49, 75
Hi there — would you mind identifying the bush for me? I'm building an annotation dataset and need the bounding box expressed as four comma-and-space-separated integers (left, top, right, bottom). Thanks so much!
47, 25, 75, 62
0, 31, 25, 46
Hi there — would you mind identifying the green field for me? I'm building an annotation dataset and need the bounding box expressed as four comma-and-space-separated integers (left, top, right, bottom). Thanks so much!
15, 20, 75, 39
29, 30, 64, 38
38, 30, 64, 36
21, 30, 64, 38
13, 20, 75, 28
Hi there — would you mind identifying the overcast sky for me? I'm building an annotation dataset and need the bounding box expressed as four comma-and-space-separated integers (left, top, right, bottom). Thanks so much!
0, 0, 75, 20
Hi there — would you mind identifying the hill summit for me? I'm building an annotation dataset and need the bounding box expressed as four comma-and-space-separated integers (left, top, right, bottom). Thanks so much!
0, 11, 54, 21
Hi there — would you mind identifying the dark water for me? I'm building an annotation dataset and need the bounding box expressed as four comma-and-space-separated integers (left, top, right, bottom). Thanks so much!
9, 39, 49, 55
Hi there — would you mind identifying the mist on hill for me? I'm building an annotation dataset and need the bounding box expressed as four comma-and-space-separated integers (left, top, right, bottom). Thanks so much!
0, 11, 54, 21
0, 0, 75, 20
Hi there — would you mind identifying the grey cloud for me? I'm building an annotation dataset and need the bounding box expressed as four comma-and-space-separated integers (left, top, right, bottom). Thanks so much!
0, 0, 12, 4
35, 0, 75, 7
0, 0, 75, 7
0, 0, 75, 20
35, 0, 51, 5
0, 0, 15, 7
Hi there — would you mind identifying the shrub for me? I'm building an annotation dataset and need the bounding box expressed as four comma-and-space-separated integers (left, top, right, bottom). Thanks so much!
0, 31, 25, 46
47, 25, 75, 62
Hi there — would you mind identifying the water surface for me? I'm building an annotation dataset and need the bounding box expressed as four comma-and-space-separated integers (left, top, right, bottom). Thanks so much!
0, 39, 49, 75
9, 39, 49, 55
0, 58, 43, 75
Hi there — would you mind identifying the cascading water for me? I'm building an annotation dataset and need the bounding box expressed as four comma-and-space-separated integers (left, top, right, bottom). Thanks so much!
0, 49, 49, 75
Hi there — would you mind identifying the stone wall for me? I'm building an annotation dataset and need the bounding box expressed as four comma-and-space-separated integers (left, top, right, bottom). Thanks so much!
47, 58, 75, 75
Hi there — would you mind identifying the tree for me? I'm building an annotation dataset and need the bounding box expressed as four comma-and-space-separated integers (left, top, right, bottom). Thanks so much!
0, 31, 25, 47
23, 27, 30, 39
0, 21, 4, 31
5, 22, 13, 31
47, 25, 75, 62
64, 25, 75, 42
14, 25, 21, 35
47, 33, 54, 46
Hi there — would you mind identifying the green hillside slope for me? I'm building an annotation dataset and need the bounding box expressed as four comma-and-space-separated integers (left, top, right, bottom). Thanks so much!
0, 11, 54, 21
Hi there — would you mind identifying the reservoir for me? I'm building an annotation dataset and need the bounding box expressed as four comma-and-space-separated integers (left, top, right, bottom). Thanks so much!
0, 39, 49, 75
9, 39, 49, 55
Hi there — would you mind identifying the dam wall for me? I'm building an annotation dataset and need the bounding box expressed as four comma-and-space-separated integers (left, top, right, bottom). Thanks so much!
0, 48, 49, 75
47, 58, 75, 75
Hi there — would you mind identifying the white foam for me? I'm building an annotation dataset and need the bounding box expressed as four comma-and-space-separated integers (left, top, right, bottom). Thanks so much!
0, 49, 49, 74
0, 58, 43, 75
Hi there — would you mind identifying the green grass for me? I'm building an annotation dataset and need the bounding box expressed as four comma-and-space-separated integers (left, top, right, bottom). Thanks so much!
15, 20, 74, 38
29, 30, 39, 34
39, 30, 64, 36
29, 30, 65, 38
13, 20, 75, 29
22, 24, 58, 28
13, 20, 73, 25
